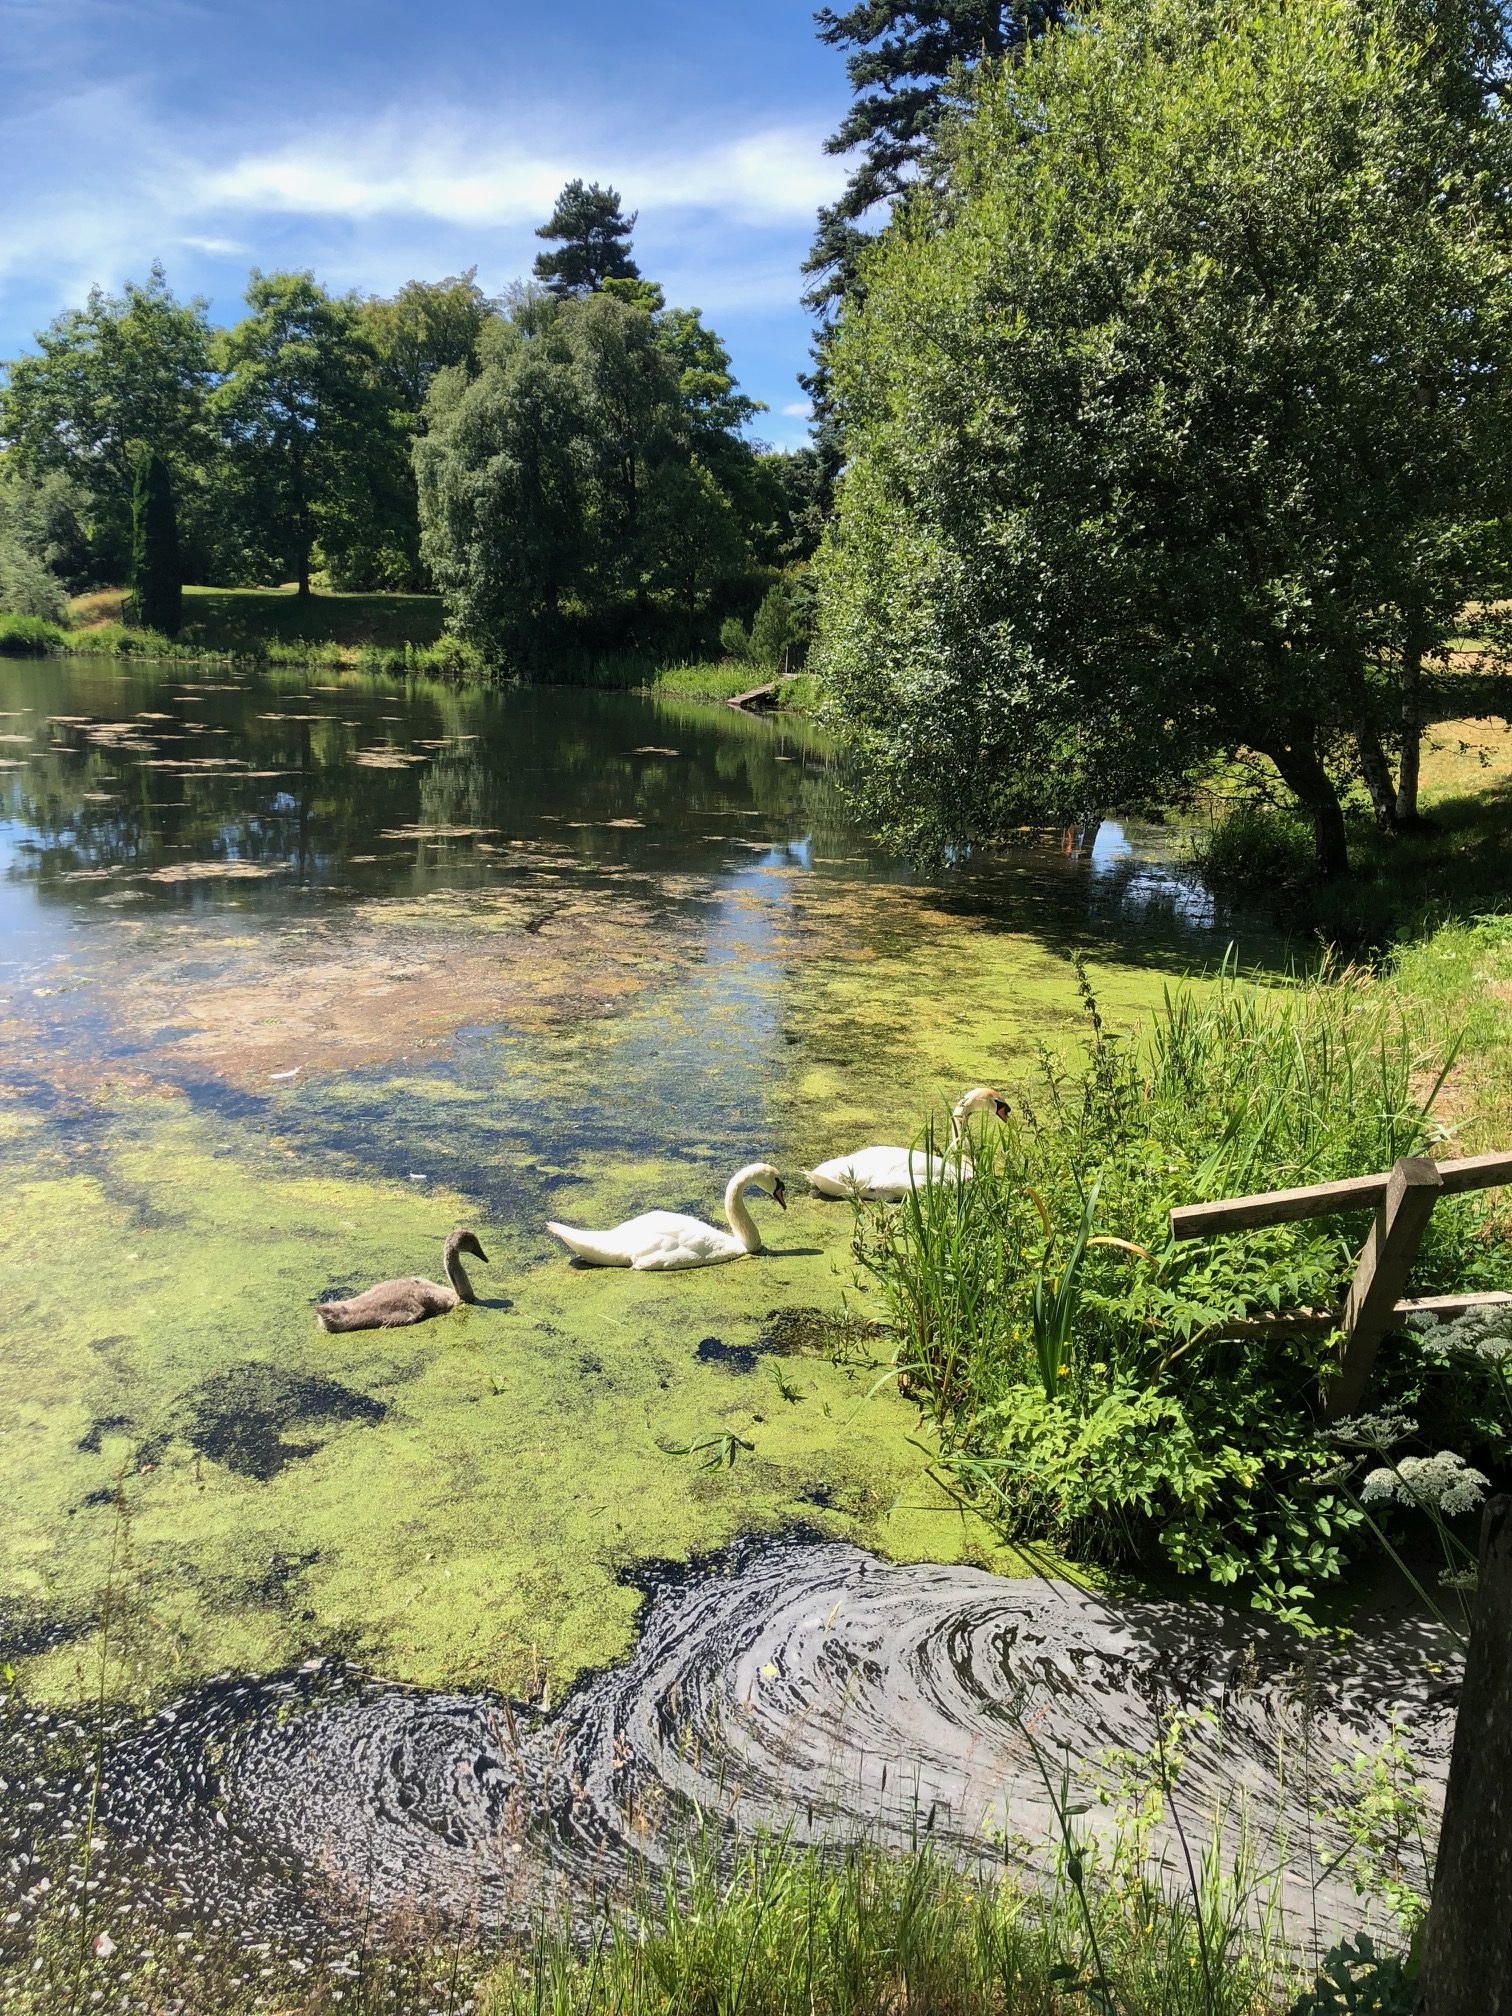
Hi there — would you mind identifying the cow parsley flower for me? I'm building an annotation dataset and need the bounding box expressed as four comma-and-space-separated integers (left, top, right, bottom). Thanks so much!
1411, 1308, 1512, 1366
1329, 1410, 1416, 1451
1361, 1452, 1489, 1519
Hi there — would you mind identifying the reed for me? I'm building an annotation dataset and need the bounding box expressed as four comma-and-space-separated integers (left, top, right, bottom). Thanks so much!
852, 959, 1505, 1617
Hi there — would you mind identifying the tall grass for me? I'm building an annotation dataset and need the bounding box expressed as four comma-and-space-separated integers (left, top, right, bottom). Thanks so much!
482, 1832, 1298, 2016
5, 1825, 1373, 2016
854, 961, 1506, 1617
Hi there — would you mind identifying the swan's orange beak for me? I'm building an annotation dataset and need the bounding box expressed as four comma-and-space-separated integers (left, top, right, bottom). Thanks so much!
774, 1180, 788, 1210
993, 1099, 1011, 1122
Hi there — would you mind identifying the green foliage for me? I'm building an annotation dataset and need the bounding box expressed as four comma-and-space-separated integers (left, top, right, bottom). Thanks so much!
213, 271, 408, 598
0, 536, 68, 622
0, 612, 67, 655
806, 3, 1066, 312
129, 447, 181, 636
722, 579, 813, 672
417, 289, 766, 669
803, 4, 1067, 482
1288, 1935, 1416, 2016
1195, 807, 1318, 906
857, 961, 1507, 1617
818, 0, 1512, 874
0, 262, 214, 584
357, 268, 495, 419
533, 178, 641, 297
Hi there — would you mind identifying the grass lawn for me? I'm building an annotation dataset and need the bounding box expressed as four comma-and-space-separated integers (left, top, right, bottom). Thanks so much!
70, 585, 446, 653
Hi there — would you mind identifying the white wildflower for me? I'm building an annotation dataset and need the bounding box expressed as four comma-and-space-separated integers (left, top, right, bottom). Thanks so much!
1361, 1452, 1489, 1519
1330, 1410, 1416, 1451
1411, 1308, 1512, 1365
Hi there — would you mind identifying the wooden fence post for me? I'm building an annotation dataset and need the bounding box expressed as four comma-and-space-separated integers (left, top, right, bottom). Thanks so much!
1326, 1156, 1443, 1421
1415, 1495, 1512, 2016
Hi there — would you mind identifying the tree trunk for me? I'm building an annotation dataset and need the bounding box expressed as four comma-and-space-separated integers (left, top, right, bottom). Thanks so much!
1397, 630, 1425, 826
1355, 721, 1400, 836
1414, 1495, 1512, 2016
296, 543, 311, 599
1268, 736, 1351, 879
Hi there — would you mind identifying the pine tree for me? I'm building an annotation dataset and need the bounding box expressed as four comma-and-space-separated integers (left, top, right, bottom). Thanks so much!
802, 4, 1067, 479
129, 446, 181, 636
533, 181, 641, 297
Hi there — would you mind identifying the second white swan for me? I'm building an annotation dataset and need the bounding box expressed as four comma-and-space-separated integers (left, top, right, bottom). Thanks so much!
806, 1087, 1010, 1201
546, 1162, 787, 1270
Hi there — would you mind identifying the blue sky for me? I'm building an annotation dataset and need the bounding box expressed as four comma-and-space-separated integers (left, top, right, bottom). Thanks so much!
0, 0, 853, 447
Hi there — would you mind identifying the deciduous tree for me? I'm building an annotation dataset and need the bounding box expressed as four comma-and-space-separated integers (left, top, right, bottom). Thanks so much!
0, 263, 213, 582
213, 272, 404, 597
818, 0, 1512, 875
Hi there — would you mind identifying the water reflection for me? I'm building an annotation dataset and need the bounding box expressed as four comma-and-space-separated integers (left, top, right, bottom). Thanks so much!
0, 656, 1280, 1200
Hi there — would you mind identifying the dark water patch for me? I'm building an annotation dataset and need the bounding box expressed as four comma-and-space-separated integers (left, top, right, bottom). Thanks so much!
173, 1362, 387, 1480
77, 1411, 134, 1453
0, 1538, 1458, 1964
756, 1305, 888, 1358
0, 1602, 91, 1660
695, 1335, 758, 1372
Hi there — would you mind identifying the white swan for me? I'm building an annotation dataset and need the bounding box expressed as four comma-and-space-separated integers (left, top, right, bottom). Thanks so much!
546, 1162, 787, 1270
806, 1088, 1010, 1201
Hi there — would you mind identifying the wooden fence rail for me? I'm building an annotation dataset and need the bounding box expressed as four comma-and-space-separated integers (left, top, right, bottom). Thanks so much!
1168, 1150, 1512, 1418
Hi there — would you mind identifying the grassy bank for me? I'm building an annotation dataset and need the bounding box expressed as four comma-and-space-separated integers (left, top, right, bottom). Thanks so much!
1196, 684, 1512, 942
7, 597, 815, 706
4, 1819, 1413, 2016
857, 933, 1512, 1626
649, 661, 822, 710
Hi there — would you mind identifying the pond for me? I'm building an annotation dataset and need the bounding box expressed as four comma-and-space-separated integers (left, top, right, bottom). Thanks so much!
7, 654, 1434, 1967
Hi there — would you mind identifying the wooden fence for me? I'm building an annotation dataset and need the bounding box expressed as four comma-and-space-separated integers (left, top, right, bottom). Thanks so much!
1168, 1151, 1512, 1417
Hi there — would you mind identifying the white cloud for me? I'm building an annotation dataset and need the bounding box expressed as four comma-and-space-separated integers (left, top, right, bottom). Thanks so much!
193, 118, 844, 230
781, 399, 814, 418
175, 234, 249, 257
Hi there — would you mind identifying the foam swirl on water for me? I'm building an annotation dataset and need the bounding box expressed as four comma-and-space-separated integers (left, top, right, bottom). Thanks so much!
3, 1540, 1458, 1956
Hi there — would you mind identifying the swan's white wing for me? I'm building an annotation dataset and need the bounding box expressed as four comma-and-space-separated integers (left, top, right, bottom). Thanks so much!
806, 1145, 912, 1199
547, 1210, 743, 1270
807, 1145, 971, 1201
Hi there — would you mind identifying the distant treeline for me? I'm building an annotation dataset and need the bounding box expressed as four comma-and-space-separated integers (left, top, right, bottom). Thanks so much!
0, 182, 823, 670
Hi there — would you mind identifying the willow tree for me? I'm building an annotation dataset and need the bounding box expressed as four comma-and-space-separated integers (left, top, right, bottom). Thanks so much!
818, 0, 1512, 874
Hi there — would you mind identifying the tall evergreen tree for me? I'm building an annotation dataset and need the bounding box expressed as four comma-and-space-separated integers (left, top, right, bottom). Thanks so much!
802, 4, 1067, 479
533, 181, 641, 297
129, 447, 181, 635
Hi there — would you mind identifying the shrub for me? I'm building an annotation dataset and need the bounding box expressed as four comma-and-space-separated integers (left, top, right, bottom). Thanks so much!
856, 960, 1508, 1619
0, 612, 67, 655
720, 579, 812, 673
1194, 803, 1316, 898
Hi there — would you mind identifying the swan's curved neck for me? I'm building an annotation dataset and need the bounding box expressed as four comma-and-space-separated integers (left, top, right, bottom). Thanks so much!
948, 1105, 965, 1145
444, 1245, 478, 1302
723, 1166, 768, 1254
